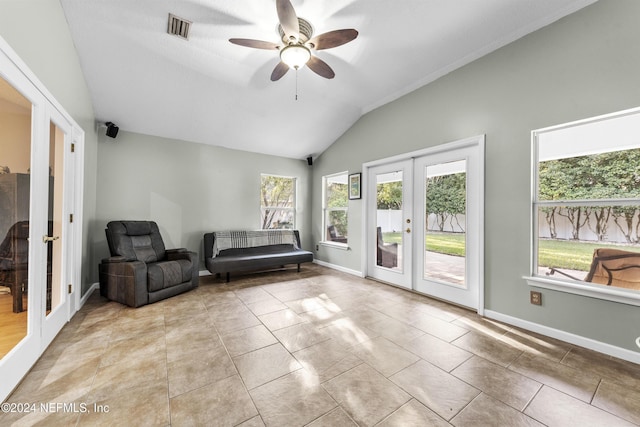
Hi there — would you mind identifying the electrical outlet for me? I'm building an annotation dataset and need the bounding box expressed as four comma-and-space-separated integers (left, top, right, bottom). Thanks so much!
315, 244, 319, 251
530, 291, 542, 305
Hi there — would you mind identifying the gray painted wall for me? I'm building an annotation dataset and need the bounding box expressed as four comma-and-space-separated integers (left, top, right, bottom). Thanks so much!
0, 0, 99, 295
1, 0, 637, 353
312, 0, 640, 352
94, 131, 312, 273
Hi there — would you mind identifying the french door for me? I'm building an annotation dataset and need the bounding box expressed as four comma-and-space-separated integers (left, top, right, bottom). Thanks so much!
366, 160, 414, 289
0, 39, 77, 401
365, 137, 484, 310
42, 106, 74, 345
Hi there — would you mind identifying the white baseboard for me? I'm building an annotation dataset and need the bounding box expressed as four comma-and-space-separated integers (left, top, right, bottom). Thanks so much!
199, 269, 212, 276
484, 309, 640, 364
80, 283, 99, 308
313, 259, 363, 277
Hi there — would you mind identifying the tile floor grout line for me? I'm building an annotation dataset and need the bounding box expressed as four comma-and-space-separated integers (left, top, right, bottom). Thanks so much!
7, 266, 640, 425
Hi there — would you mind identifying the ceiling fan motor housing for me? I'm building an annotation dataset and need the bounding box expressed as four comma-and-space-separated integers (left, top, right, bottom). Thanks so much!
278, 18, 313, 44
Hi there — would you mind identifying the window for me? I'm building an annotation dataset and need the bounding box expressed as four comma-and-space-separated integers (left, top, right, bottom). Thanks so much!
260, 175, 296, 229
529, 107, 640, 304
323, 172, 349, 245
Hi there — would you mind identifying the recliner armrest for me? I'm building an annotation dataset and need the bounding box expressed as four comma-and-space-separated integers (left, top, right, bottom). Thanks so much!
166, 249, 194, 262
99, 259, 149, 307
101, 255, 128, 264
166, 248, 187, 254
166, 249, 199, 287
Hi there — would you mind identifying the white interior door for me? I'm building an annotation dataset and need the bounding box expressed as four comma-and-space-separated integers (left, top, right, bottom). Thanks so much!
0, 58, 47, 400
366, 160, 413, 289
0, 40, 77, 402
42, 106, 73, 346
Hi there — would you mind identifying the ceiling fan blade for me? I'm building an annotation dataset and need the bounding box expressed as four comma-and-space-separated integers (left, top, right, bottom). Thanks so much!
307, 56, 335, 79
276, 0, 299, 41
229, 38, 280, 50
271, 61, 290, 81
308, 29, 359, 50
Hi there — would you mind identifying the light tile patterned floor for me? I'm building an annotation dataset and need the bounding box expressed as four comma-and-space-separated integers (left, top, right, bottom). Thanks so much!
2, 264, 639, 426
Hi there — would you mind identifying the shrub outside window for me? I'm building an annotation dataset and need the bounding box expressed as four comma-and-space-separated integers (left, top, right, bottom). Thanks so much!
261, 174, 295, 229
531, 108, 640, 300
323, 172, 349, 244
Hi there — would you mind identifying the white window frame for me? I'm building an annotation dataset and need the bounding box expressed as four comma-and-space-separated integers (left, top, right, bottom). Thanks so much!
260, 174, 296, 230
525, 106, 640, 307
321, 171, 349, 247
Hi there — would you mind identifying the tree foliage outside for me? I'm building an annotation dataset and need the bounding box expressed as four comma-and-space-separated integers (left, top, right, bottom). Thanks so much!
375, 174, 467, 232
376, 181, 403, 210
539, 148, 640, 242
260, 175, 295, 229
425, 173, 466, 232
326, 179, 348, 237
327, 181, 348, 208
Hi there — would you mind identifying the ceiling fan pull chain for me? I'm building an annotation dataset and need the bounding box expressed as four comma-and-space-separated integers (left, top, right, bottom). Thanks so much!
295, 68, 299, 101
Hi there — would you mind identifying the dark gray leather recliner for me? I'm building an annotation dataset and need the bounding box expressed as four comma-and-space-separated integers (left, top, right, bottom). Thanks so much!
99, 220, 198, 307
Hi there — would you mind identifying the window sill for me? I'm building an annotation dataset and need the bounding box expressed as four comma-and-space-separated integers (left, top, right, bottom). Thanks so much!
319, 241, 349, 251
524, 275, 640, 307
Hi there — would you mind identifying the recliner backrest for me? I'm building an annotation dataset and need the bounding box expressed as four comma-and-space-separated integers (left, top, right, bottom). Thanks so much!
0, 221, 30, 264
106, 221, 166, 263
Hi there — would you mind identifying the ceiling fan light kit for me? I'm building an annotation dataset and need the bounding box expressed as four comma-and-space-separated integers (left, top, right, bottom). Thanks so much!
280, 44, 311, 69
229, 0, 358, 81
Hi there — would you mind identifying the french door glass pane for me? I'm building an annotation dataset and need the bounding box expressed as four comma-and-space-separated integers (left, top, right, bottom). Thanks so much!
376, 170, 403, 271
0, 76, 32, 358
424, 160, 466, 287
47, 121, 65, 315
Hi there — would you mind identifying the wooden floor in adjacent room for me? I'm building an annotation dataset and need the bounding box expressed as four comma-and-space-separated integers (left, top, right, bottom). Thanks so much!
0, 292, 27, 359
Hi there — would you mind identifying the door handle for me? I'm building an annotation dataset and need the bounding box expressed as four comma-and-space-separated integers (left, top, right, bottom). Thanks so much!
43, 235, 60, 243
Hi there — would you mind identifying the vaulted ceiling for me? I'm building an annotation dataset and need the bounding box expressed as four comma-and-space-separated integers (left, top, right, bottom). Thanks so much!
60, 0, 595, 160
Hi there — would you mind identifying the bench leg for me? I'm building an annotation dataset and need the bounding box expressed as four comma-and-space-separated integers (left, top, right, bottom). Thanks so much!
297, 264, 301, 272
226, 272, 230, 283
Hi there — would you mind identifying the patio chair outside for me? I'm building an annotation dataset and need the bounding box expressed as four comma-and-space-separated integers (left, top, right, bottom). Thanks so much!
376, 226, 398, 268
547, 247, 640, 290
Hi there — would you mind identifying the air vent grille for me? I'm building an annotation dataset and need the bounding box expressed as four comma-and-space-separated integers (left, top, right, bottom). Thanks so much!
168, 13, 191, 40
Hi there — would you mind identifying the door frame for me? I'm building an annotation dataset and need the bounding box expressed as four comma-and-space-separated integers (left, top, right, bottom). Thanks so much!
362, 135, 485, 314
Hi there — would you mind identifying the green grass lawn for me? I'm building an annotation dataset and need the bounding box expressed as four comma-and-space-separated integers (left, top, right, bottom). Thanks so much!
382, 231, 466, 256
382, 231, 640, 271
538, 239, 640, 271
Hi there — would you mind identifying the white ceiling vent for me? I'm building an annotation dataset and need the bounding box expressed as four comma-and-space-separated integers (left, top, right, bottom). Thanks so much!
168, 14, 191, 40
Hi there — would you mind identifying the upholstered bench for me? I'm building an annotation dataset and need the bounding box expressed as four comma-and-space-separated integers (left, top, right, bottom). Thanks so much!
204, 230, 313, 282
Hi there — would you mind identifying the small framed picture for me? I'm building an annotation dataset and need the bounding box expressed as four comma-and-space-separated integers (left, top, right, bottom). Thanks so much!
349, 173, 361, 200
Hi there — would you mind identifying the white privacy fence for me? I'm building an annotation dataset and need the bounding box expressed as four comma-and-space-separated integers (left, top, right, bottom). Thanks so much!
538, 210, 640, 243
377, 210, 466, 233
377, 210, 403, 232
378, 209, 639, 243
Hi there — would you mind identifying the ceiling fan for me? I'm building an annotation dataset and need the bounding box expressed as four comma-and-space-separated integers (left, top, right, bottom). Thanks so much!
229, 0, 358, 81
